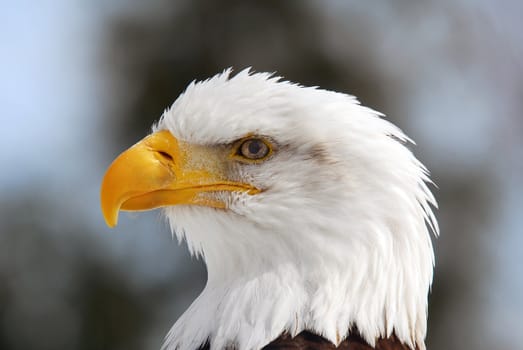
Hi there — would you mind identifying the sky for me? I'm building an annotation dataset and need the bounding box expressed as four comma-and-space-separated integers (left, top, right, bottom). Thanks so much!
1, 0, 104, 189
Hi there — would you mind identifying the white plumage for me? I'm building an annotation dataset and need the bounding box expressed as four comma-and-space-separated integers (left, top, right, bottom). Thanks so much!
101, 69, 438, 350
154, 70, 438, 350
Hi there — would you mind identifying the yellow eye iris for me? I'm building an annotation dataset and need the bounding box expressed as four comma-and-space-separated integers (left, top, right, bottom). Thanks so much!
232, 137, 273, 163
240, 139, 269, 159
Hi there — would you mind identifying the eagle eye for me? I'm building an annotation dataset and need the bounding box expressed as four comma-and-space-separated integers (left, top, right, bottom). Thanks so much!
233, 137, 272, 163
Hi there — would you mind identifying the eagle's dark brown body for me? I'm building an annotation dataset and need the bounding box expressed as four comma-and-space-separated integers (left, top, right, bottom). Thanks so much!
198, 331, 413, 350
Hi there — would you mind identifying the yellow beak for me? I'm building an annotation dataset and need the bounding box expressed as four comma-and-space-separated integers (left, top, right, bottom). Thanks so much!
100, 130, 259, 227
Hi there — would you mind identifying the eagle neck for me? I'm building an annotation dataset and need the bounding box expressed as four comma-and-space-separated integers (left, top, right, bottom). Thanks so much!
164, 215, 431, 350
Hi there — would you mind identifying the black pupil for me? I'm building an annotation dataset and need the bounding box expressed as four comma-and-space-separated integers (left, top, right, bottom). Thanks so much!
248, 140, 262, 155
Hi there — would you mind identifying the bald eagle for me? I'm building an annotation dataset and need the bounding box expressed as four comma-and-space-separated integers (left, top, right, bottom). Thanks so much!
100, 69, 438, 350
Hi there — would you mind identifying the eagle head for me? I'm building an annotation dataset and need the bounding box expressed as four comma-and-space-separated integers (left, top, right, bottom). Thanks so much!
101, 69, 437, 350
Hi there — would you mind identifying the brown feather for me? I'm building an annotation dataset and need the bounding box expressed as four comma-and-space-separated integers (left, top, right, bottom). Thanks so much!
197, 330, 415, 350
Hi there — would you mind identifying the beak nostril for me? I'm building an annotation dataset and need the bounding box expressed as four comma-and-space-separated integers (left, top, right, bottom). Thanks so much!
158, 151, 174, 161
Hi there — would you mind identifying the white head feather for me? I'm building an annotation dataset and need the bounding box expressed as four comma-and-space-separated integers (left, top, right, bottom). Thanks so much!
155, 69, 438, 350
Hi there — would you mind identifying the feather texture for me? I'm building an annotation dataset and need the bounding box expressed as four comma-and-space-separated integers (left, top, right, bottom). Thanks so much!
198, 331, 413, 350
145, 69, 438, 350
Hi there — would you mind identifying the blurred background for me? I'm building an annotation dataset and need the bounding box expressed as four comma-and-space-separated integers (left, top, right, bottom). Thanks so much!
2, 0, 522, 349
